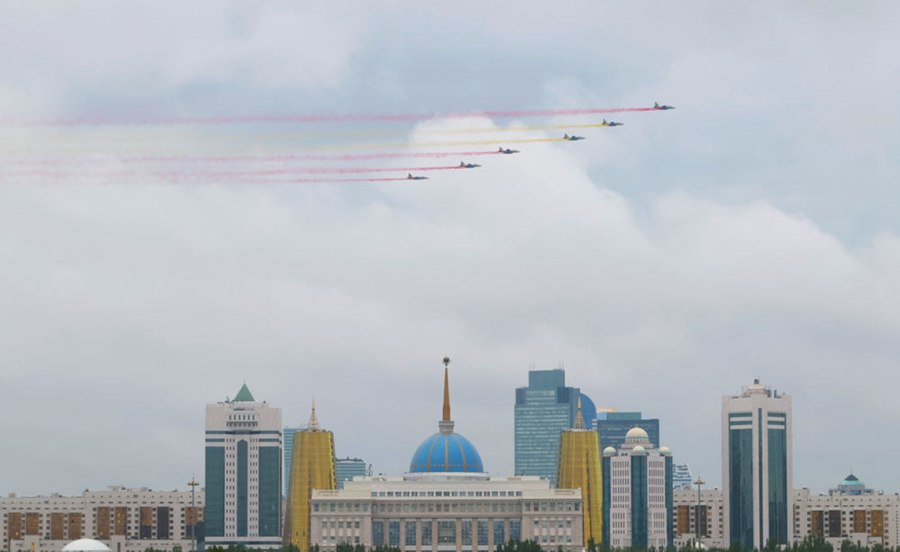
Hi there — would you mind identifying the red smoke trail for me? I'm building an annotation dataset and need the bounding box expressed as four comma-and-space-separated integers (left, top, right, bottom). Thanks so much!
5, 165, 466, 179
6, 151, 503, 166
18, 107, 660, 127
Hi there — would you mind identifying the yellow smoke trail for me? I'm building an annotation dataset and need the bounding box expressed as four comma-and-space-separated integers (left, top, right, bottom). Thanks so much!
259, 121, 617, 142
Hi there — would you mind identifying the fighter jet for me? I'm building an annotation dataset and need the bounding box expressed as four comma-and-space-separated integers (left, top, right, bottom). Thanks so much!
498, 147, 520, 154
600, 119, 623, 127
563, 133, 585, 141
459, 162, 481, 169
407, 173, 428, 180
653, 102, 675, 110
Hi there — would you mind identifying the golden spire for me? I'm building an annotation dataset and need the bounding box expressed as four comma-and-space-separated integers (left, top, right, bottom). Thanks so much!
308, 399, 320, 431
573, 395, 586, 430
442, 357, 451, 422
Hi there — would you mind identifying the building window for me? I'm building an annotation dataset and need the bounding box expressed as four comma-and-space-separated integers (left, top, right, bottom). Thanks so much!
406, 521, 417, 546
477, 520, 489, 546
510, 520, 521, 542
422, 519, 433, 545
389, 521, 400, 547
373, 521, 384, 547
462, 520, 472, 546
438, 521, 456, 544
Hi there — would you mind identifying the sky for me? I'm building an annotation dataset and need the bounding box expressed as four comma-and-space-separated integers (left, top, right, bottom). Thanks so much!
1, 1, 899, 496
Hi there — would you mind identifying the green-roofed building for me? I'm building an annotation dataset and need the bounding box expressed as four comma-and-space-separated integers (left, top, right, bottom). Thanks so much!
205, 384, 283, 549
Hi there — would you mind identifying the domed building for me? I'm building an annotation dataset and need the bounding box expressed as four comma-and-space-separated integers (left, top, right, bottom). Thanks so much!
408, 359, 485, 475
602, 426, 674, 550
308, 358, 586, 552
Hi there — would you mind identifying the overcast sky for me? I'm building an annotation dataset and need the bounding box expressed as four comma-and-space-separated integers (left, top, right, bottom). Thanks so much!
1, 1, 899, 496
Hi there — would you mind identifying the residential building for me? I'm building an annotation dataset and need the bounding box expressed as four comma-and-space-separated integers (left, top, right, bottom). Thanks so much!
722, 379, 792, 550
205, 384, 282, 548
284, 403, 336, 551
602, 428, 673, 549
336, 458, 368, 489
0, 486, 203, 552
672, 487, 726, 549
595, 412, 660, 451
514, 369, 595, 485
557, 400, 602, 547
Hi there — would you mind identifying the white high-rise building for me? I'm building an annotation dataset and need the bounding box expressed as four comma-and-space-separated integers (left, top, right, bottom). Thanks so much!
205, 384, 282, 548
722, 380, 792, 550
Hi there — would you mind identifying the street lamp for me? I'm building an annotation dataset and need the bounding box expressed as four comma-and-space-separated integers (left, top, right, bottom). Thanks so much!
188, 477, 199, 552
694, 476, 705, 549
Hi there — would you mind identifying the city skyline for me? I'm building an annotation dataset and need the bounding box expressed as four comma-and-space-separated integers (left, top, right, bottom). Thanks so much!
3, 2, 900, 501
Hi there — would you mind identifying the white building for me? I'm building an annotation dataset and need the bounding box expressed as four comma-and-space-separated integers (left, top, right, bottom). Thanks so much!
308, 360, 584, 552
794, 475, 900, 548
602, 428, 673, 549
722, 379, 793, 550
0, 486, 202, 552
311, 475, 582, 552
204, 383, 282, 548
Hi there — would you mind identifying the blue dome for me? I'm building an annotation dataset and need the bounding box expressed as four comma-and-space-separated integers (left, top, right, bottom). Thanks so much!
409, 431, 484, 473
580, 392, 597, 425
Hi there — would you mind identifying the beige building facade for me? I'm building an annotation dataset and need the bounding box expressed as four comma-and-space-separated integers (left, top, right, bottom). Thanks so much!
1, 486, 203, 552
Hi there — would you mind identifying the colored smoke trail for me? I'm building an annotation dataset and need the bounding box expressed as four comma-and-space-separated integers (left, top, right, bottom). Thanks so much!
5, 165, 468, 180
14, 106, 660, 127
319, 136, 571, 151
4, 150, 505, 166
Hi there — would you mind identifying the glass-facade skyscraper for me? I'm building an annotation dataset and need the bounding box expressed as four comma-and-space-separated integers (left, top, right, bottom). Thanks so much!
595, 411, 660, 451
205, 384, 282, 548
514, 369, 594, 486
722, 380, 792, 550
335, 457, 368, 489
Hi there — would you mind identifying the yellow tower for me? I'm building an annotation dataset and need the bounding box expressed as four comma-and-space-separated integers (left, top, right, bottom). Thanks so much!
557, 398, 603, 547
284, 401, 336, 551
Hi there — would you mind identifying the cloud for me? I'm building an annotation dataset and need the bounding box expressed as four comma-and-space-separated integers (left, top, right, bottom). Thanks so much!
2, 113, 900, 493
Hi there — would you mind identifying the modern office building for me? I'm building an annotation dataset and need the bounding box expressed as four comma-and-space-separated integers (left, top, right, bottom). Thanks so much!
557, 400, 603, 547
0, 486, 203, 552
336, 458, 368, 489
722, 380, 792, 550
672, 487, 726, 549
595, 412, 660, 451
205, 384, 282, 548
672, 464, 694, 491
309, 359, 585, 552
284, 403, 336, 551
601, 428, 673, 549
283, 426, 303, 495
514, 369, 595, 485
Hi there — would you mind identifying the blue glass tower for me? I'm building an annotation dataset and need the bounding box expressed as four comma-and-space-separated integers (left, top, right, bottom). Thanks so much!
514, 369, 594, 486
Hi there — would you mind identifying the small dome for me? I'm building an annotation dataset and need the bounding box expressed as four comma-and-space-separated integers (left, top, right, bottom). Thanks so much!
603, 446, 617, 457
659, 446, 671, 455
63, 540, 111, 552
631, 445, 647, 455
841, 474, 864, 486
626, 427, 648, 439
409, 431, 484, 473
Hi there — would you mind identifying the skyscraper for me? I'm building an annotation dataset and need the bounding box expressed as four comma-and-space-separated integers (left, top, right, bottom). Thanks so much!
284, 402, 336, 551
595, 411, 660, 450
557, 399, 603, 547
672, 463, 694, 490
722, 380, 792, 550
205, 384, 282, 548
602, 428, 673, 549
283, 426, 303, 495
335, 457, 368, 489
514, 369, 595, 485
